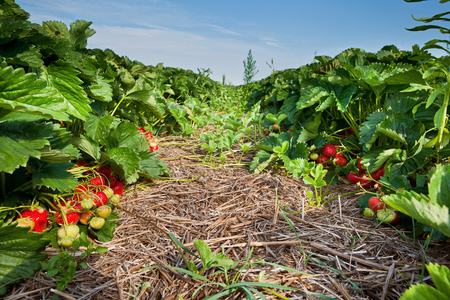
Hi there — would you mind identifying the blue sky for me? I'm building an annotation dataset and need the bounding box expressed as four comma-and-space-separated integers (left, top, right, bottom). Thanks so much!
15, 0, 448, 85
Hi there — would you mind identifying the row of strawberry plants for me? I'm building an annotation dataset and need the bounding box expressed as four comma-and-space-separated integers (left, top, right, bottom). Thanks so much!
0, 1, 230, 295
246, 37, 450, 238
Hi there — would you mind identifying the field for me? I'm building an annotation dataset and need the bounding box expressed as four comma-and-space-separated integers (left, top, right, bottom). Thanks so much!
1, 1, 450, 299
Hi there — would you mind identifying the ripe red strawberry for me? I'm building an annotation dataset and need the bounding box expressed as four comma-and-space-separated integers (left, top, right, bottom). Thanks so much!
75, 184, 87, 193
316, 155, 329, 164
76, 161, 92, 174
360, 174, 375, 188
21, 207, 48, 232
348, 171, 359, 184
111, 181, 124, 196
322, 144, 337, 157
357, 158, 366, 173
55, 209, 80, 225
89, 176, 105, 186
368, 197, 387, 213
371, 166, 385, 181
334, 153, 347, 166
145, 132, 154, 139
149, 145, 159, 152
96, 165, 112, 178
137, 127, 145, 133
94, 191, 108, 207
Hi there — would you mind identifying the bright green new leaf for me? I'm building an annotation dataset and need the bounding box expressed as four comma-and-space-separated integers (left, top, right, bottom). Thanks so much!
400, 263, 450, 300
194, 240, 211, 265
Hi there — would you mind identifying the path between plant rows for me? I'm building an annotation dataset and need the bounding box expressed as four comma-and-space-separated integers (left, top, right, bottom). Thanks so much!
6, 135, 450, 300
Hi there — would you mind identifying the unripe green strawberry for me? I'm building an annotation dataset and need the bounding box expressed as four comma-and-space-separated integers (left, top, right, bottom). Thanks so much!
309, 153, 319, 161
58, 224, 80, 239
363, 207, 375, 218
58, 236, 74, 248
81, 198, 95, 210
97, 205, 112, 219
90, 217, 105, 230
110, 194, 120, 204
102, 186, 114, 199
376, 208, 397, 224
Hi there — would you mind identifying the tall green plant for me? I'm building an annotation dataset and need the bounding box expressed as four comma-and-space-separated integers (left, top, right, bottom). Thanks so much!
243, 49, 259, 85
404, 0, 450, 55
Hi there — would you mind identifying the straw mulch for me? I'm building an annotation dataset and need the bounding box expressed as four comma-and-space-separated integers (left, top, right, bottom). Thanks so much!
5, 135, 450, 300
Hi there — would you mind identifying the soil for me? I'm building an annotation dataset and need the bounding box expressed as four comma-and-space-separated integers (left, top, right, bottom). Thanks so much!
5, 135, 450, 300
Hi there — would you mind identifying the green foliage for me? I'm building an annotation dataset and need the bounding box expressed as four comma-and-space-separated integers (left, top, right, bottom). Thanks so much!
405, 0, 450, 54
243, 49, 259, 85
400, 263, 450, 300
382, 164, 450, 237
0, 222, 49, 296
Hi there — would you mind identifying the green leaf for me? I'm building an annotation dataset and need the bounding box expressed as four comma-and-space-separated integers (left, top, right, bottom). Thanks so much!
377, 113, 425, 149
298, 113, 322, 143
69, 20, 95, 50
39, 61, 91, 120
86, 75, 113, 102
29, 159, 78, 192
359, 111, 386, 148
0, 61, 69, 120
105, 121, 142, 149
382, 190, 450, 237
428, 164, 450, 207
106, 147, 140, 176
137, 151, 169, 178
193, 240, 211, 265
427, 263, 450, 296
84, 114, 114, 141
0, 121, 56, 173
71, 135, 101, 161
297, 86, 328, 110
400, 282, 449, 300
0, 222, 49, 296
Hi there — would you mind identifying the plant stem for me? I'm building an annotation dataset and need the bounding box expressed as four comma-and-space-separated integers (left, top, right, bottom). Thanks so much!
110, 94, 126, 116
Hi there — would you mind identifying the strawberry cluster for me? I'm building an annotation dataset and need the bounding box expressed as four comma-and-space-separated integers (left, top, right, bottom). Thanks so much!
138, 127, 159, 152
363, 196, 399, 224
15, 163, 124, 248
347, 158, 385, 188
310, 144, 348, 167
